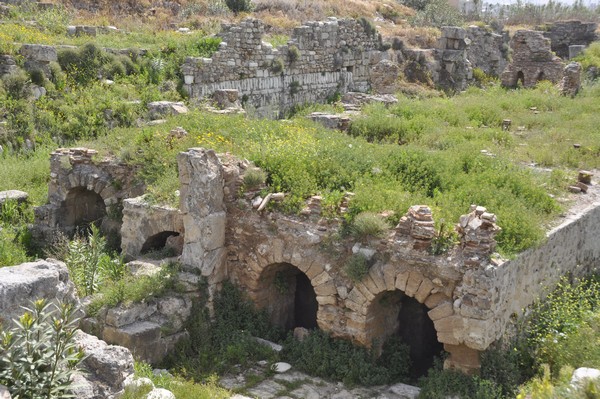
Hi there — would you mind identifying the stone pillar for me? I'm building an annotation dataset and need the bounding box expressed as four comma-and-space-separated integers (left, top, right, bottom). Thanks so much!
395, 205, 435, 250
456, 205, 500, 267
177, 148, 227, 285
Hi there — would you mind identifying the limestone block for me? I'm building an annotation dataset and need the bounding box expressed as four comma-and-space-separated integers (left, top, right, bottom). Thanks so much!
444, 344, 481, 374
314, 281, 337, 296
354, 282, 376, 302
404, 272, 423, 297
316, 295, 337, 305
0, 386, 9, 399
433, 315, 463, 333
0, 190, 28, 206
395, 271, 410, 291
414, 278, 434, 303
425, 292, 450, 309
106, 302, 158, 328
382, 263, 397, 291
312, 271, 332, 286
103, 321, 163, 364
428, 302, 453, 321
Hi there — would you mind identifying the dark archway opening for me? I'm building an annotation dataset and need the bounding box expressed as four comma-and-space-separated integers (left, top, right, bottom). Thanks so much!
256, 263, 318, 331
516, 71, 525, 87
367, 290, 444, 380
141, 231, 180, 255
64, 187, 106, 233
537, 71, 545, 82
397, 296, 444, 379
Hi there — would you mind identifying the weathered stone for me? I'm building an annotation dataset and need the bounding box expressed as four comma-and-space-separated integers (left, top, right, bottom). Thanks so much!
106, 302, 158, 328
73, 330, 134, 398
0, 386, 10, 399
0, 190, 28, 206
571, 367, 600, 387
147, 101, 189, 119
103, 321, 163, 364
541, 20, 597, 59
370, 59, 401, 94
560, 62, 582, 97
0, 259, 77, 327
467, 25, 509, 77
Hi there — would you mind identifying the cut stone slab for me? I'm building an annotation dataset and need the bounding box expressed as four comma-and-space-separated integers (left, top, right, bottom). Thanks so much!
571, 367, 600, 386
0, 190, 28, 206
147, 101, 189, 119
272, 362, 292, 373
253, 336, 283, 352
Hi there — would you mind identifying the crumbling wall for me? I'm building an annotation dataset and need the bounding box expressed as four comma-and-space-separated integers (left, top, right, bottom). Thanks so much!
433, 26, 473, 91
466, 25, 509, 77
501, 30, 565, 88
541, 20, 598, 59
182, 18, 382, 118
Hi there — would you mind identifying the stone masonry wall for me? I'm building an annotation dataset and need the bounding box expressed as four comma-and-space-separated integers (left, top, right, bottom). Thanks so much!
466, 26, 509, 77
541, 20, 598, 59
182, 18, 381, 118
457, 195, 600, 348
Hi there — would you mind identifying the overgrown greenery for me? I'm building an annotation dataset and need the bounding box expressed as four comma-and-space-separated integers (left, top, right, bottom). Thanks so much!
0, 299, 84, 398
0, 199, 33, 267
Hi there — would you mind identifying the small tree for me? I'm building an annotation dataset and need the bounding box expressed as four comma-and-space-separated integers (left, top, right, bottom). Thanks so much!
0, 299, 84, 398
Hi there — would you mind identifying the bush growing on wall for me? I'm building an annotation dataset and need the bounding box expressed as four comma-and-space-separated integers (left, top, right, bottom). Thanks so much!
225, 0, 253, 14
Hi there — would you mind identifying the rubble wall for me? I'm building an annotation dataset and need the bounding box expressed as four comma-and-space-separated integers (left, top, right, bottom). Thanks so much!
182, 18, 381, 118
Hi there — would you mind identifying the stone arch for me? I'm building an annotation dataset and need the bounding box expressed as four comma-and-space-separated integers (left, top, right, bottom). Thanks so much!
254, 262, 319, 331
140, 231, 180, 255
63, 187, 107, 233
346, 267, 457, 376
241, 240, 336, 331
366, 290, 443, 378
536, 70, 545, 82
516, 71, 525, 87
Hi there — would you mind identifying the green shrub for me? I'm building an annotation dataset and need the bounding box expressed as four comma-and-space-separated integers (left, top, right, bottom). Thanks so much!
63, 225, 124, 297
288, 45, 301, 63
2, 69, 30, 100
411, 0, 463, 27
225, 0, 253, 14
58, 43, 113, 86
282, 330, 411, 386
345, 253, 370, 282
29, 69, 46, 86
243, 168, 267, 191
271, 57, 285, 74
351, 211, 390, 240
0, 299, 84, 398
418, 366, 503, 399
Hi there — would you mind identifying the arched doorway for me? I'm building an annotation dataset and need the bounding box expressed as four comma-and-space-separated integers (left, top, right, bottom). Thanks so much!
141, 231, 180, 255
536, 71, 545, 82
367, 290, 444, 379
516, 71, 525, 87
64, 187, 106, 233
255, 263, 318, 331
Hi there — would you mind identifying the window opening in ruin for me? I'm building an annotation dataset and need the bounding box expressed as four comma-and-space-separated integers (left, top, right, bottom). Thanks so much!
537, 71, 545, 82
140, 231, 180, 255
347, 66, 354, 73
516, 71, 525, 87
257, 263, 318, 331
367, 290, 443, 379
64, 187, 106, 234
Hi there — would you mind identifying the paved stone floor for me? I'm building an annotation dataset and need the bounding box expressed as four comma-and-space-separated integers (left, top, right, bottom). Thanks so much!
220, 361, 421, 399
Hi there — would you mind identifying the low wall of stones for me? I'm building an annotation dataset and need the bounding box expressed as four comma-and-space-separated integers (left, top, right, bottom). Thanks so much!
459, 196, 600, 347
182, 18, 381, 118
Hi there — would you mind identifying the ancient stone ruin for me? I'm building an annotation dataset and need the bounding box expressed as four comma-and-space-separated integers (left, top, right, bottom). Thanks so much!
182, 18, 382, 118
501, 30, 566, 88
27, 147, 600, 376
466, 25, 509, 77
541, 20, 598, 59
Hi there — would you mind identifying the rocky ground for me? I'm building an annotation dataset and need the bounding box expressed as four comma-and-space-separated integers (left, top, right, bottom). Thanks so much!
220, 361, 420, 399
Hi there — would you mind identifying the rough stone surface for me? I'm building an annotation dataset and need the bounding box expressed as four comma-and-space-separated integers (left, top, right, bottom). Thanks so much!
466, 25, 509, 77
0, 55, 17, 77
308, 112, 351, 130
19, 44, 57, 75
433, 26, 473, 91
501, 30, 565, 88
0, 259, 77, 327
146, 388, 176, 399
370, 59, 402, 94
147, 101, 189, 119
72, 330, 134, 399
560, 61, 582, 97
0, 386, 10, 399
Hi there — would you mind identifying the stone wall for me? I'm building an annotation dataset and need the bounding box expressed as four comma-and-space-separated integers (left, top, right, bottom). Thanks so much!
541, 20, 598, 59
433, 26, 473, 91
501, 30, 565, 88
33, 148, 143, 246
466, 26, 509, 77
458, 194, 600, 348
182, 18, 382, 118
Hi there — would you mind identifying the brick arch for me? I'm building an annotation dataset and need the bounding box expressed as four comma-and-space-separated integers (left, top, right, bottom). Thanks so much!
241, 240, 337, 331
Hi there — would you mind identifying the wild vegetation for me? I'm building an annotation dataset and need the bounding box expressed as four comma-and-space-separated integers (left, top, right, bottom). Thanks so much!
1, 0, 600, 396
